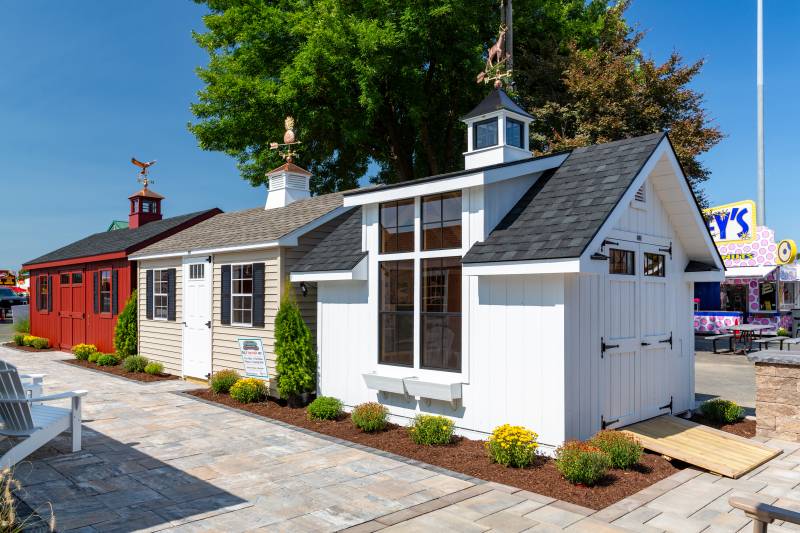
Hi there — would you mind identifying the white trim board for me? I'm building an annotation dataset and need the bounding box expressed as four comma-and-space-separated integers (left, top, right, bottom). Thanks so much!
290, 257, 368, 282
462, 258, 580, 276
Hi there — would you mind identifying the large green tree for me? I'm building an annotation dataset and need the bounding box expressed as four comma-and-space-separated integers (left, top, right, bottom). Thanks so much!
190, 0, 609, 193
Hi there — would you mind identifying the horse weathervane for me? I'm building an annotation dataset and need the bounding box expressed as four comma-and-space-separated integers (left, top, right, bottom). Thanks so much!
131, 157, 157, 189
269, 116, 302, 163
477, 0, 514, 88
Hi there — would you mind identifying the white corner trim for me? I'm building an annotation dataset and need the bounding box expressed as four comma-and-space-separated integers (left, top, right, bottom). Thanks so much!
462, 258, 580, 276
684, 270, 725, 283
343, 153, 568, 207
290, 256, 368, 282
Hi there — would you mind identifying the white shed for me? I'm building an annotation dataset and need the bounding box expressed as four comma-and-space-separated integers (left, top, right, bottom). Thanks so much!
290, 88, 724, 451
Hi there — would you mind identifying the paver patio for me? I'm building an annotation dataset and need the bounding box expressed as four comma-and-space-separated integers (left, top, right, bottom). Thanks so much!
3, 346, 800, 532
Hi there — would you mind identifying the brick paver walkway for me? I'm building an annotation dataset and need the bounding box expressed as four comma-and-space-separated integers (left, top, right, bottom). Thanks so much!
2, 347, 800, 532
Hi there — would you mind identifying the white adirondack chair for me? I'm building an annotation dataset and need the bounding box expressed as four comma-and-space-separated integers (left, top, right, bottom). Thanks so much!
0, 361, 87, 468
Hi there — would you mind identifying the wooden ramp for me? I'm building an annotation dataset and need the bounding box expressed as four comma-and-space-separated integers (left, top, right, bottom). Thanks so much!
621, 415, 780, 478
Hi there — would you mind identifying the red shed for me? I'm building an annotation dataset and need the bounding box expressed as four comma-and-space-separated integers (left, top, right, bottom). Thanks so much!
23, 186, 220, 352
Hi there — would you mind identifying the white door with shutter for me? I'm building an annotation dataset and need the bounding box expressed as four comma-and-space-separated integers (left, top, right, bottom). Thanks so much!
183, 258, 212, 379
602, 241, 674, 429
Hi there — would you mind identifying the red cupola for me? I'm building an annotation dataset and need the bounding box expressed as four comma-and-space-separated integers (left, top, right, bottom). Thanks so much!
128, 187, 164, 229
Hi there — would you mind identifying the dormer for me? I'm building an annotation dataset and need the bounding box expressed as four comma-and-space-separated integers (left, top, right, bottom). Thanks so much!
128, 187, 164, 229
461, 88, 533, 170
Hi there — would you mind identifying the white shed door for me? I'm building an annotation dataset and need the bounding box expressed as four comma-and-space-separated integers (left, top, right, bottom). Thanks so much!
602, 242, 674, 429
183, 258, 212, 379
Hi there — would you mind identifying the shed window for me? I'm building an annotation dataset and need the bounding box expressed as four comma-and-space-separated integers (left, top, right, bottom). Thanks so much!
473, 118, 498, 150
609, 249, 635, 275
506, 118, 524, 148
153, 269, 169, 320
232, 264, 253, 326
60, 273, 70, 285
99, 271, 112, 313
72, 273, 82, 284
380, 199, 415, 254
379, 260, 414, 366
190, 264, 204, 280
421, 257, 462, 371
644, 253, 665, 277
759, 281, 777, 312
422, 192, 461, 250
38, 276, 49, 310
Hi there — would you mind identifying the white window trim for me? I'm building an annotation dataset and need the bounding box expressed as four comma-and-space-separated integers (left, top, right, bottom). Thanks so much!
375, 193, 467, 380
230, 263, 254, 328
152, 268, 169, 321
99, 270, 113, 314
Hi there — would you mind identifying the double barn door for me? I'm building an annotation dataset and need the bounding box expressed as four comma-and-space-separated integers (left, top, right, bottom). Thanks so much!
602, 241, 675, 429
58, 271, 86, 349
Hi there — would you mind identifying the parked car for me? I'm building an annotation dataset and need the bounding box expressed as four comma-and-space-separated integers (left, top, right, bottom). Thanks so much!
0, 287, 27, 317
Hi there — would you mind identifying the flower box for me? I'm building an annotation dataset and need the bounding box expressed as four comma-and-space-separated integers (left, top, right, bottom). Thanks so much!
403, 378, 462, 404
362, 373, 407, 395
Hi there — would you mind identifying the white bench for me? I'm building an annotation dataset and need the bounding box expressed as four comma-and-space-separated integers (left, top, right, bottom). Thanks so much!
0, 361, 87, 468
779, 337, 800, 351
706, 334, 734, 354
753, 337, 782, 350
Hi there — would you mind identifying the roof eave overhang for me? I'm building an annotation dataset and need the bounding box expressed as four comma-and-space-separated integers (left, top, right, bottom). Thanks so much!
289, 256, 368, 282
685, 271, 725, 283
462, 257, 580, 276
24, 251, 129, 271
343, 153, 568, 207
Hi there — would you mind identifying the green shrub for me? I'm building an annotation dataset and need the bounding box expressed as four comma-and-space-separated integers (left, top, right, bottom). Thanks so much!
30, 338, 49, 350
307, 396, 343, 420
590, 431, 643, 469
96, 354, 119, 366
88, 351, 100, 363
144, 362, 164, 375
114, 291, 138, 357
13, 318, 29, 334
778, 327, 790, 337
700, 398, 744, 424
12, 334, 24, 347
229, 378, 267, 403
555, 441, 611, 486
123, 355, 149, 373
275, 289, 316, 399
72, 344, 98, 361
485, 424, 539, 468
408, 415, 455, 446
210, 369, 241, 394
351, 402, 389, 432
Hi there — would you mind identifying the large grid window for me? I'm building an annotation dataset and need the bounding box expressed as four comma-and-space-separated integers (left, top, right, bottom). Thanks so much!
421, 257, 462, 371
506, 118, 524, 148
422, 192, 461, 250
379, 260, 414, 366
232, 264, 254, 326
99, 271, 112, 313
153, 270, 169, 319
609, 249, 635, 275
380, 199, 414, 254
38, 276, 49, 311
473, 118, 498, 150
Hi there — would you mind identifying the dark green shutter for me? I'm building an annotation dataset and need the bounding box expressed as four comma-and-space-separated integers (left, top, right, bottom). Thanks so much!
252, 263, 265, 328
146, 270, 153, 320
35, 276, 40, 311
167, 268, 176, 321
221, 265, 231, 325
111, 270, 119, 315
93, 272, 99, 314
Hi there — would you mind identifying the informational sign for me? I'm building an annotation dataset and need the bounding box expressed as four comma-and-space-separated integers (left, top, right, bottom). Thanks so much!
777, 239, 798, 265
0, 271, 16, 286
704, 200, 757, 244
238, 338, 269, 380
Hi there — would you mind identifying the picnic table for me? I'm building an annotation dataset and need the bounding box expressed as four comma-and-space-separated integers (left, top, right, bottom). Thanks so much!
729, 324, 774, 353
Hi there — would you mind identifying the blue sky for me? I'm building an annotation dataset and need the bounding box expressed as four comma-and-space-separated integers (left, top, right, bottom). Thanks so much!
1, 1, 798, 269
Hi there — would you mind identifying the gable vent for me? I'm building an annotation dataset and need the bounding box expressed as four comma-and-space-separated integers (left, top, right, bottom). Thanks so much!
634, 184, 646, 203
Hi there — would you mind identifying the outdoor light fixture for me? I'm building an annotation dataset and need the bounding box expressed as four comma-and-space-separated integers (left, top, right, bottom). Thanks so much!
300, 282, 307, 297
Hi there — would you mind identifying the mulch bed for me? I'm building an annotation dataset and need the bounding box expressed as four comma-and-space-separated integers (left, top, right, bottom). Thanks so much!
64, 359, 179, 383
2, 342, 55, 353
188, 389, 682, 509
691, 414, 756, 438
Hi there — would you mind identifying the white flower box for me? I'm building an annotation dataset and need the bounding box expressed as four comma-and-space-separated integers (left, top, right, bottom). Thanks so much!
403, 378, 462, 403
362, 373, 407, 395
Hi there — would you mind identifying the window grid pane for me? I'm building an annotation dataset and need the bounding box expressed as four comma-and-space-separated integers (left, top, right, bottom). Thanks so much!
100, 271, 112, 313
231, 264, 254, 325
380, 199, 415, 254
379, 260, 414, 366
474, 118, 498, 150
420, 257, 461, 372
609, 249, 635, 275
644, 253, 665, 277
506, 118, 523, 148
153, 270, 169, 319
422, 192, 461, 251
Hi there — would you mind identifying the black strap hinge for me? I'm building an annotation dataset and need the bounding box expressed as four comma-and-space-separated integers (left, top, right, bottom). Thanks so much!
601, 337, 619, 358
659, 242, 673, 258
660, 332, 673, 349
602, 239, 619, 249
601, 415, 620, 429
659, 395, 674, 413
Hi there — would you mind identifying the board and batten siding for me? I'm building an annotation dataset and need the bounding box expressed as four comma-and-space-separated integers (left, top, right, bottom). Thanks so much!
137, 258, 183, 375
211, 250, 280, 381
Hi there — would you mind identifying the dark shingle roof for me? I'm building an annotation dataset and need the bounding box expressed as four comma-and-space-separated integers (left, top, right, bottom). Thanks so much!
462, 132, 666, 264
292, 208, 366, 272
130, 193, 343, 257
462, 88, 534, 120
24, 209, 219, 267
685, 260, 721, 272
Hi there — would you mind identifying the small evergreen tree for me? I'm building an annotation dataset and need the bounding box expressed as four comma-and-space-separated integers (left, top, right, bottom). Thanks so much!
114, 291, 138, 357
275, 287, 316, 399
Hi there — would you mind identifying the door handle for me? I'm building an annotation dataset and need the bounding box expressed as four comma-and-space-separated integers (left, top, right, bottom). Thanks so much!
641, 342, 651, 346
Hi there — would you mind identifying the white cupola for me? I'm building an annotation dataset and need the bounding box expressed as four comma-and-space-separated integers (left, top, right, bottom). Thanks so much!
461, 88, 534, 170
264, 162, 311, 209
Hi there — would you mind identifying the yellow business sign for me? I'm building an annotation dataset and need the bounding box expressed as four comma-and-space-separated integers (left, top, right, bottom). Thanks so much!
703, 200, 757, 244
777, 239, 798, 265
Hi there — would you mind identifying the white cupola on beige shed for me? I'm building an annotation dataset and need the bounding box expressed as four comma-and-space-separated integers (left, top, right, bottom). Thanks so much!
264, 162, 311, 209
461, 87, 533, 170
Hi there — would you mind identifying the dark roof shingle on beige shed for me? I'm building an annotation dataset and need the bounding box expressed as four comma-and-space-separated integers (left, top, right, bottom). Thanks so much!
130, 193, 343, 257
